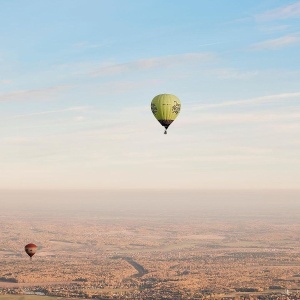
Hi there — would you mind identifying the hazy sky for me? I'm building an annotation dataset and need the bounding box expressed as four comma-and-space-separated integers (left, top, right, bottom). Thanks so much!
0, 0, 299, 189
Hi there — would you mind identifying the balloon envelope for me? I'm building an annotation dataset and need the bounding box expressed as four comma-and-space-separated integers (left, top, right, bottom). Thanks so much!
25, 243, 37, 258
151, 94, 181, 132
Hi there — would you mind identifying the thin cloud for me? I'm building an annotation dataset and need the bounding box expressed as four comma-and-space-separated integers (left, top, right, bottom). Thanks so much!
73, 41, 107, 49
96, 78, 163, 95
0, 137, 33, 145
273, 122, 300, 132
0, 85, 72, 102
91, 52, 216, 77
10, 106, 90, 119
191, 92, 300, 110
0, 80, 12, 85
224, 16, 252, 25
181, 112, 300, 125
74, 116, 85, 122
256, 2, 300, 21
257, 24, 290, 34
211, 68, 258, 79
251, 35, 300, 50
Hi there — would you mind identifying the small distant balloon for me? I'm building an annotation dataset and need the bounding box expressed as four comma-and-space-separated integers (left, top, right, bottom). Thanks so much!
151, 94, 181, 134
25, 243, 37, 260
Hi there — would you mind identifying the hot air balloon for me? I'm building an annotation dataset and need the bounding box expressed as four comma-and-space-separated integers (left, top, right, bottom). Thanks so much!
151, 94, 181, 134
25, 243, 37, 260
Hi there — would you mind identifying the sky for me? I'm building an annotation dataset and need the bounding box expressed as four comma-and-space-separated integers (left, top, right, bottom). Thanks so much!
0, 0, 299, 190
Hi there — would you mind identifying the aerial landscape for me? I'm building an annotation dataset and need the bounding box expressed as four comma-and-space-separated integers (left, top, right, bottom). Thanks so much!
0, 0, 300, 299
1, 190, 300, 299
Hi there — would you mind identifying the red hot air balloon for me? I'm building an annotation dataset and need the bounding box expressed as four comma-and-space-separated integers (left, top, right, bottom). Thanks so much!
25, 243, 37, 260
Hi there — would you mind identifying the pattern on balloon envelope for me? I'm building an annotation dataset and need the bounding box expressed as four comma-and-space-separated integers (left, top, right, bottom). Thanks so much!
151, 103, 158, 115
172, 101, 181, 114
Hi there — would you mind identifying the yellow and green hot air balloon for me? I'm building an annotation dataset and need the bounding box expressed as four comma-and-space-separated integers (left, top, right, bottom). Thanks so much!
151, 94, 181, 134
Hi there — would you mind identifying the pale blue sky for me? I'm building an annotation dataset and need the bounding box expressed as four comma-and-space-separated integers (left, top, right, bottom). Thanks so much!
0, 0, 299, 189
